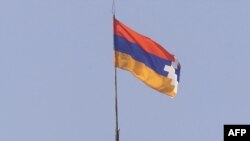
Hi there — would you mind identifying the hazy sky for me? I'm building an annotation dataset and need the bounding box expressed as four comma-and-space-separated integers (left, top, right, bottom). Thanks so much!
1, 0, 250, 141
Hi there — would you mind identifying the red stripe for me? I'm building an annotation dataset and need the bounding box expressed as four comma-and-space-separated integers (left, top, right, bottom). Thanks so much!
114, 18, 174, 61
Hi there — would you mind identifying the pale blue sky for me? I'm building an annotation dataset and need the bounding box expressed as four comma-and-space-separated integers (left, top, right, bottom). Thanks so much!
1, 0, 250, 141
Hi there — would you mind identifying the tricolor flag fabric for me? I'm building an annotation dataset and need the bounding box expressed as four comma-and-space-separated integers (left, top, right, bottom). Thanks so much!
114, 18, 181, 97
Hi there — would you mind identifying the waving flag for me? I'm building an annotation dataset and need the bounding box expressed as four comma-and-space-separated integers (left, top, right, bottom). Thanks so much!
113, 18, 181, 97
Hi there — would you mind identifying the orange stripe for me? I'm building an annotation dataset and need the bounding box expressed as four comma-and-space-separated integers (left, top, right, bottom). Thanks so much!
115, 51, 176, 97
114, 18, 175, 61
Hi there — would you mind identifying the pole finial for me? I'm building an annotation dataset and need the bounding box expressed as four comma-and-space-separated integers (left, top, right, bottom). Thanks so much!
112, 0, 116, 16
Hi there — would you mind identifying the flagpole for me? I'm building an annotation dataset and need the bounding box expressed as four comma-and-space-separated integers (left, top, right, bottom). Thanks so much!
114, 19, 120, 141
112, 0, 119, 140
114, 63, 120, 141
113, 12, 120, 141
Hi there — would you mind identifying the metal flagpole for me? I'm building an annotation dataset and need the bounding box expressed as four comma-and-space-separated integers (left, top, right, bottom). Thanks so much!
113, 17, 120, 141
114, 62, 120, 141
112, 0, 119, 141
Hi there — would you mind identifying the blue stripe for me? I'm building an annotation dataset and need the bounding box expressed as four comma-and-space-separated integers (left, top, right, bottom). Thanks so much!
115, 35, 171, 77
175, 67, 181, 82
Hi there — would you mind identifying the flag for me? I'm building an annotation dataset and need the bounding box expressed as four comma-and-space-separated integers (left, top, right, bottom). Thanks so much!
113, 18, 181, 97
